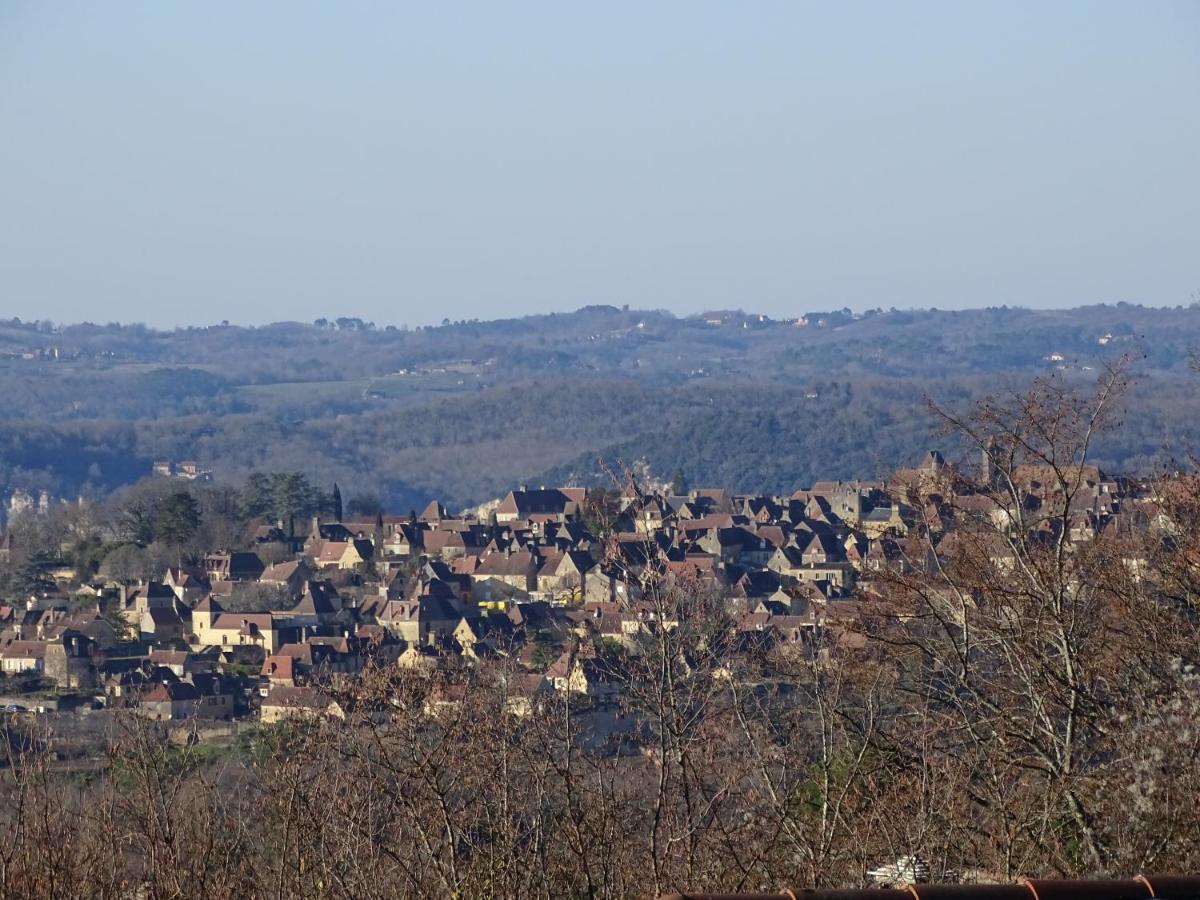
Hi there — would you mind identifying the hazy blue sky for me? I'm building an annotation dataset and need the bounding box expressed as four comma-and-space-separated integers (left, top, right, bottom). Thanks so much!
1, 2, 1197, 327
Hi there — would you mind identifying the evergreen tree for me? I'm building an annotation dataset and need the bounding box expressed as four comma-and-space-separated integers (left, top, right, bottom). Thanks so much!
270, 473, 318, 538
2, 552, 55, 600
373, 511, 385, 563
241, 472, 273, 520
671, 469, 688, 496
155, 491, 201, 563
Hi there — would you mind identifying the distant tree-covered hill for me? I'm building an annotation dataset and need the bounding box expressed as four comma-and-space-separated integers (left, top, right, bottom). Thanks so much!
1, 303, 1197, 515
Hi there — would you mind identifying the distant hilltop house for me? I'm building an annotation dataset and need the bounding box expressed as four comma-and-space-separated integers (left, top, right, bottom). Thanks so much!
6, 489, 52, 518
152, 460, 212, 481
1, 345, 62, 361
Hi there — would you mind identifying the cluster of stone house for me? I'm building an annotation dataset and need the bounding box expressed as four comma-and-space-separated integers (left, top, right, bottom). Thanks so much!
0, 454, 1155, 724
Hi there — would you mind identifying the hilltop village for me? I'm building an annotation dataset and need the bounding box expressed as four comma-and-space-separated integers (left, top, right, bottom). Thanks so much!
0, 449, 1142, 729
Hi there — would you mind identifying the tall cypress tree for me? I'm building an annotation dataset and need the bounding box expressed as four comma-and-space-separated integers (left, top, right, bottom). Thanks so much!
332, 483, 344, 522
671, 469, 688, 496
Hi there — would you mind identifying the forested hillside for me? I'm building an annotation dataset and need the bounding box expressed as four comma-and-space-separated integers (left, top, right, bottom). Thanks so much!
1, 303, 1197, 513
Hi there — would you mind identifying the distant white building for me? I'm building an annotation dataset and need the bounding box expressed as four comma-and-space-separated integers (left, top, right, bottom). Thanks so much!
7, 489, 35, 517
868, 856, 930, 886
